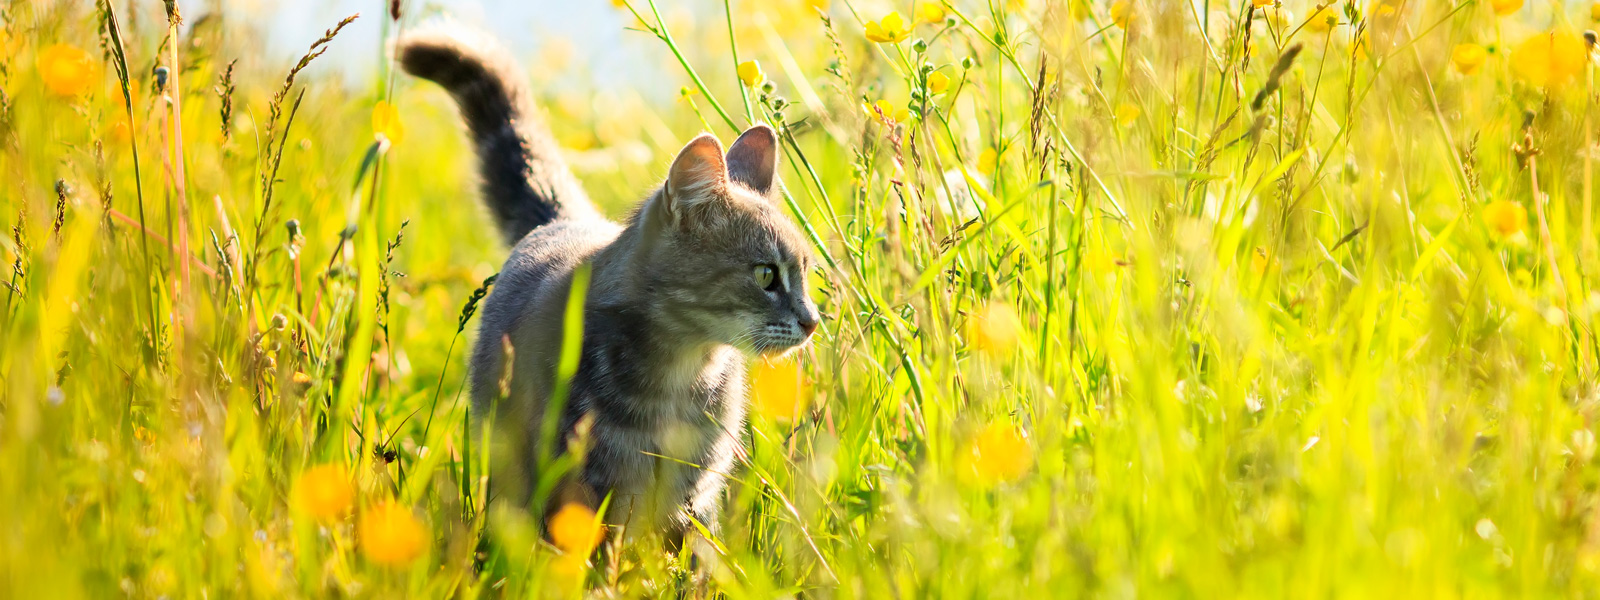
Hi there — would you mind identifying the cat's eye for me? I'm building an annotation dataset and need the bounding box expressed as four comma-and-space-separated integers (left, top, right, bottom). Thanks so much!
753, 264, 779, 291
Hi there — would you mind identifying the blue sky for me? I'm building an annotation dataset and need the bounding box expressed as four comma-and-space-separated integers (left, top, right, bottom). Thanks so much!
257, 0, 654, 91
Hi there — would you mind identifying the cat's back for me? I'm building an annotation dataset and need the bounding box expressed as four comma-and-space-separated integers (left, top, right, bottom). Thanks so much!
469, 218, 622, 408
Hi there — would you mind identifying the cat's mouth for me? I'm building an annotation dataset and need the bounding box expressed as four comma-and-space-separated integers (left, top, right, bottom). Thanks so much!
747, 322, 812, 357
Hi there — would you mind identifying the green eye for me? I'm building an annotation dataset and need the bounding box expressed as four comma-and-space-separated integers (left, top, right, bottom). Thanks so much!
754, 264, 779, 291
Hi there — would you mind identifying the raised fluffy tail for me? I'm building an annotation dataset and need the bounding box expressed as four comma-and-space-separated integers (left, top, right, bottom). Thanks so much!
397, 27, 591, 243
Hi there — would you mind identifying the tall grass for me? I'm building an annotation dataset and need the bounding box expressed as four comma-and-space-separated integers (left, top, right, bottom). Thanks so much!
4, 0, 1600, 596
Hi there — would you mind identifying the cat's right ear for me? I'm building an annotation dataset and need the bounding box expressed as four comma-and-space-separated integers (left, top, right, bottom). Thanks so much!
660, 133, 728, 228
725, 124, 779, 196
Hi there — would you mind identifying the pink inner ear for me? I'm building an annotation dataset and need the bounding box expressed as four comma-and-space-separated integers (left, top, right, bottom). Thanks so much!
669, 135, 729, 200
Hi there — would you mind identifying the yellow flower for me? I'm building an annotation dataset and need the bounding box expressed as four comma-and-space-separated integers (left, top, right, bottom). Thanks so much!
38, 44, 97, 97
865, 99, 911, 123
1511, 31, 1588, 89
294, 464, 355, 523
750, 356, 810, 422
926, 71, 950, 95
1451, 43, 1487, 75
1592, 2, 1600, 22
1304, 5, 1335, 32
966, 301, 1021, 354
976, 146, 1002, 172
371, 100, 406, 145
1251, 246, 1274, 275
864, 11, 911, 43
960, 422, 1034, 485
1115, 102, 1140, 128
1252, 0, 1272, 6
1491, 0, 1522, 16
737, 60, 764, 88
1483, 200, 1527, 238
916, 3, 946, 25
1110, 0, 1136, 29
548, 503, 606, 556
359, 501, 428, 566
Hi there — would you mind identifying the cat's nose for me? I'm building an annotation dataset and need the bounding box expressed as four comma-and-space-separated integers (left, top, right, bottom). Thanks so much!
797, 308, 819, 337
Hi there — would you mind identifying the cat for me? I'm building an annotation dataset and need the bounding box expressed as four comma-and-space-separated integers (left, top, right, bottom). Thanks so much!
396, 27, 820, 553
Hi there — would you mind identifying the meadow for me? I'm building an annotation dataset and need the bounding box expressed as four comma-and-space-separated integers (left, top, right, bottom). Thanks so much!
5, 0, 1600, 596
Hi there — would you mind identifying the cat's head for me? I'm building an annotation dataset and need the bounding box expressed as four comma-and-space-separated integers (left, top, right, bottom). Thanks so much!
636, 124, 820, 356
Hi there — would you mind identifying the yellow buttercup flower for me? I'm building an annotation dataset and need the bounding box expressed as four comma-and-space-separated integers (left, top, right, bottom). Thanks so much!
750, 356, 810, 422
967, 301, 1021, 354
1110, 0, 1136, 29
737, 60, 764, 88
1451, 43, 1487, 75
927, 71, 950, 95
1511, 31, 1588, 89
864, 11, 911, 43
865, 99, 911, 123
548, 503, 606, 556
38, 44, 97, 97
1251, 246, 1274, 275
294, 464, 355, 523
1115, 102, 1140, 128
1592, 2, 1600, 22
1252, 0, 1273, 7
1304, 5, 1335, 32
1491, 0, 1522, 16
372, 100, 406, 145
916, 3, 946, 25
359, 501, 428, 566
976, 146, 1005, 173
1483, 200, 1527, 238
960, 422, 1034, 485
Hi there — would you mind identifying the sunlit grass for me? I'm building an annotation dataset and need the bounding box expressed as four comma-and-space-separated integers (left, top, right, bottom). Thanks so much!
5, 0, 1600, 596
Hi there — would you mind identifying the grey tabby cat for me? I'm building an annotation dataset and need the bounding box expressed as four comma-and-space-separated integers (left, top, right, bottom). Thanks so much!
396, 28, 820, 548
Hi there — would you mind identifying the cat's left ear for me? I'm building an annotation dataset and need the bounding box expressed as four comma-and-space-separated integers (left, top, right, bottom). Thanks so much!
726, 124, 780, 197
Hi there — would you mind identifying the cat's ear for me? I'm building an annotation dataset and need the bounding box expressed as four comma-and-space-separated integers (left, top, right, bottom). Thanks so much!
726, 124, 779, 196
662, 133, 728, 227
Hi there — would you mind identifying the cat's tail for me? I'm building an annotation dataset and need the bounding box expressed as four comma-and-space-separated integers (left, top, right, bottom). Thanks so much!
397, 27, 592, 243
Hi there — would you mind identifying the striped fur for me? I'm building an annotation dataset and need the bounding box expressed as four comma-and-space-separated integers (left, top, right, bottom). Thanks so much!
398, 28, 820, 552
397, 26, 595, 243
